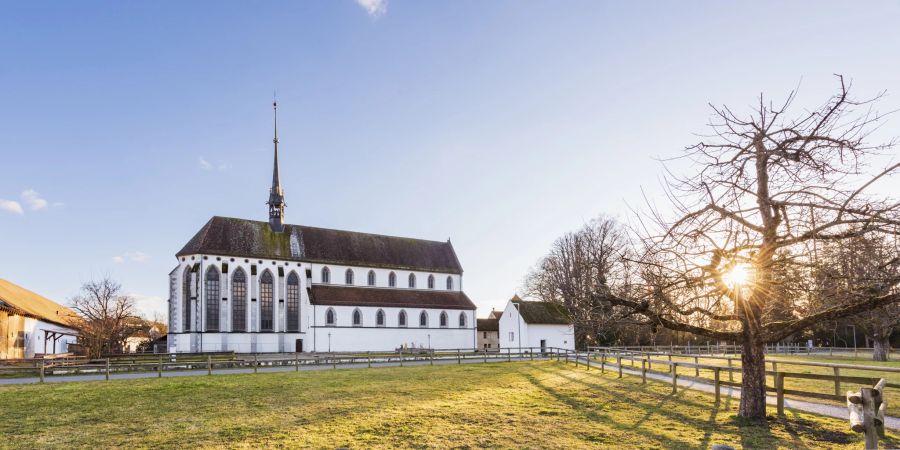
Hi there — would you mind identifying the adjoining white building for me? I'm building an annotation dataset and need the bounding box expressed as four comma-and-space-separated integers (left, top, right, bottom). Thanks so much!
167, 102, 477, 353
498, 295, 575, 352
0, 279, 80, 359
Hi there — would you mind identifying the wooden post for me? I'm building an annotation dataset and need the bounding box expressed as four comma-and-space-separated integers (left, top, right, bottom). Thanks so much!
586, 354, 591, 371
207, 355, 212, 376
39, 360, 45, 383
714, 368, 721, 403
367, 355, 371, 369
508, 348, 512, 363
254, 353, 258, 373
771, 361, 778, 388
600, 357, 605, 374
484, 351, 487, 364
158, 355, 163, 378
667, 354, 672, 373
671, 363, 678, 394
641, 359, 646, 384
400, 352, 404, 367
617, 357, 622, 378
833, 367, 841, 398
530, 349, 533, 361
860, 388, 879, 450
694, 356, 699, 376
297, 353, 301, 371
727, 358, 733, 382
776, 372, 785, 416
430, 350, 434, 366
105, 358, 110, 381
458, 349, 461, 364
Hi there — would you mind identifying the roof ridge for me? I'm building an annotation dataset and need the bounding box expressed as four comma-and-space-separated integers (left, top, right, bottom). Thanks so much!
211, 215, 454, 246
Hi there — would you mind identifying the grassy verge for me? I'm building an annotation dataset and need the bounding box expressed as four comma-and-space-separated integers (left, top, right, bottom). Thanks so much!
0, 361, 896, 449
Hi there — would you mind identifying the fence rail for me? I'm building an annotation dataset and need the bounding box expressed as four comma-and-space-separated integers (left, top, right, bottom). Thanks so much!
0, 347, 563, 381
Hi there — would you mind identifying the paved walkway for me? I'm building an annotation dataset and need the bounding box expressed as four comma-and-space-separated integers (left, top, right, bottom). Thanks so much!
575, 355, 900, 431
0, 355, 541, 386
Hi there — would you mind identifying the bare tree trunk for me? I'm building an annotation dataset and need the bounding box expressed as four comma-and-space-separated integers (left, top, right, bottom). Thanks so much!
738, 339, 768, 419
873, 335, 891, 361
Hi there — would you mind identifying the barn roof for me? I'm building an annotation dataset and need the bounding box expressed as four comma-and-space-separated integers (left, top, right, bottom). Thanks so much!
309, 285, 475, 310
477, 318, 499, 332
0, 279, 80, 328
512, 298, 573, 325
177, 216, 463, 274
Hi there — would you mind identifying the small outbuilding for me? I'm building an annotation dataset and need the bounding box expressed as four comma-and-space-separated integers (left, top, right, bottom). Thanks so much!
498, 295, 574, 352
0, 279, 80, 359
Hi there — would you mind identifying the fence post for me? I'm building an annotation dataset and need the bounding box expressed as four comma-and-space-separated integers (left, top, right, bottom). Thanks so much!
586, 353, 591, 371
671, 363, 678, 394
296, 353, 301, 372
641, 359, 646, 384
667, 354, 673, 373
617, 356, 623, 378
458, 349, 461, 364
254, 353, 258, 374
694, 356, 699, 376
771, 361, 778, 388
39, 360, 45, 383
530, 348, 534, 361
158, 355, 163, 378
508, 348, 511, 363
367, 355, 371, 369
600, 357, 605, 374
776, 372, 785, 416
207, 355, 212, 376
400, 352, 404, 367
714, 368, 721, 403
727, 358, 734, 382
105, 358, 110, 381
833, 367, 841, 398
431, 350, 434, 366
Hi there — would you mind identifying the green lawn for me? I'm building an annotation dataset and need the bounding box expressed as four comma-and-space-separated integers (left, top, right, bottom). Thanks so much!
0, 361, 895, 449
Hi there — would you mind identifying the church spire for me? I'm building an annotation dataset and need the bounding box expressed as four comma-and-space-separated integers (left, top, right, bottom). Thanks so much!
267, 98, 286, 232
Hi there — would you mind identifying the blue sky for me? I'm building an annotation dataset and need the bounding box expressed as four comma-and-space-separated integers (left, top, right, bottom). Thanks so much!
2, 1, 900, 318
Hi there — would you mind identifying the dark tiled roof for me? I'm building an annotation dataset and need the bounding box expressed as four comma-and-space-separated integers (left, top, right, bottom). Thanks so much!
488, 310, 503, 320
177, 216, 463, 274
477, 318, 499, 332
512, 299, 573, 325
310, 285, 475, 310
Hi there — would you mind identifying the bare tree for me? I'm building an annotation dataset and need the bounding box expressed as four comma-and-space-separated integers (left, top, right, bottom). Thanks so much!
525, 216, 633, 347
813, 234, 900, 360
70, 277, 137, 358
595, 77, 900, 419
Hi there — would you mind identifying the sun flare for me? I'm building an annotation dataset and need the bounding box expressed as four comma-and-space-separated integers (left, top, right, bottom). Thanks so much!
722, 263, 753, 288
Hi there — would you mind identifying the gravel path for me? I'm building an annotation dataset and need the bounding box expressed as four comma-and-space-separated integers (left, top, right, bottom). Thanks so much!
577, 356, 900, 431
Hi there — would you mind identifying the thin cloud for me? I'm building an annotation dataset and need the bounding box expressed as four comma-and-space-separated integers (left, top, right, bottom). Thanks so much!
21, 189, 49, 211
128, 292, 167, 320
199, 157, 230, 171
0, 199, 24, 215
112, 251, 150, 264
355, 0, 387, 17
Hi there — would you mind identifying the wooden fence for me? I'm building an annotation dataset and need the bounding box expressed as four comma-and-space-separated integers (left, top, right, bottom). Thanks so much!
570, 348, 899, 416
0, 347, 561, 382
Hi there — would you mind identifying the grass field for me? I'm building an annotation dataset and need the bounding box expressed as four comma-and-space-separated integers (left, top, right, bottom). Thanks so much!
0, 361, 896, 449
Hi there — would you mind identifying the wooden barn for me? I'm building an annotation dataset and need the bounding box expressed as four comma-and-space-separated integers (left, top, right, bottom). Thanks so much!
0, 279, 80, 359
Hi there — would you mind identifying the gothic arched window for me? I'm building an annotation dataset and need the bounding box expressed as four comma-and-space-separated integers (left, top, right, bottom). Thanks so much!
352, 308, 362, 327
345, 269, 354, 285
205, 266, 220, 332
398, 310, 407, 327
376, 309, 385, 326
419, 310, 428, 327
389, 272, 397, 287
439, 311, 448, 328
321, 266, 331, 284
368, 270, 376, 286
231, 268, 247, 332
446, 276, 453, 290
326, 307, 336, 326
408, 273, 416, 288
260, 270, 274, 332
182, 267, 192, 332
458, 312, 467, 328
287, 272, 300, 332
427, 275, 435, 289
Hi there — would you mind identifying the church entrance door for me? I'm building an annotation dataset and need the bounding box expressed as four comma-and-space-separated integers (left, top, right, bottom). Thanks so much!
295, 339, 303, 353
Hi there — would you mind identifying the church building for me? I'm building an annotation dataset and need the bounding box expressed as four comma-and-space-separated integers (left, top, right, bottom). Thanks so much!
168, 103, 477, 353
